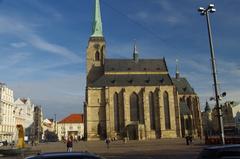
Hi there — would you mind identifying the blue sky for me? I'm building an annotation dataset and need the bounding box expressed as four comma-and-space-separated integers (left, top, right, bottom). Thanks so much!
0, 0, 239, 120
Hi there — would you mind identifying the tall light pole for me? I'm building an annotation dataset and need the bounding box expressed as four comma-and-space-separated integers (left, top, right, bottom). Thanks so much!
198, 4, 225, 145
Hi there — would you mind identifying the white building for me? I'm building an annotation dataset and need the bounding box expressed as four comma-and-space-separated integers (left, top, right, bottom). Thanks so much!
224, 101, 240, 129
42, 118, 55, 133
0, 83, 16, 142
14, 98, 34, 140
42, 118, 56, 140
57, 114, 84, 141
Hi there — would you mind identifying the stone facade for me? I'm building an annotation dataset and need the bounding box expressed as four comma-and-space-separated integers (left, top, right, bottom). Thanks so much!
14, 98, 35, 140
84, 0, 202, 140
33, 106, 43, 142
85, 85, 180, 140
0, 83, 15, 142
177, 94, 202, 138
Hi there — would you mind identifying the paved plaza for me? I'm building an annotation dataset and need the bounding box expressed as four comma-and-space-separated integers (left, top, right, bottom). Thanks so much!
2, 138, 205, 159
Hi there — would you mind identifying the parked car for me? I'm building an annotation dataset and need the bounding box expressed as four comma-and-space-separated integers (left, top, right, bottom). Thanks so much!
198, 144, 240, 159
25, 152, 106, 159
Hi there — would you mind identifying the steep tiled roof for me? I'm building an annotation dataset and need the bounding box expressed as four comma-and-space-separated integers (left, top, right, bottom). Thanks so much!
172, 77, 195, 95
58, 114, 84, 124
105, 59, 168, 72
89, 74, 173, 87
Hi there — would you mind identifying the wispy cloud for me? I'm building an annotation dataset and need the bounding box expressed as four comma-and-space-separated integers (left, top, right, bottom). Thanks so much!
10, 73, 85, 118
28, 34, 81, 62
0, 52, 30, 70
132, 11, 184, 25
10, 42, 27, 48
22, 0, 63, 21
154, 1, 172, 12
0, 15, 81, 62
131, 0, 187, 25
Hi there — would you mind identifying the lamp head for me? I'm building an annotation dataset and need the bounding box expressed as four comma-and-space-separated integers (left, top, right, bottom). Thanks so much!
210, 97, 215, 101
208, 4, 215, 9
221, 92, 227, 97
198, 7, 205, 12
210, 8, 216, 13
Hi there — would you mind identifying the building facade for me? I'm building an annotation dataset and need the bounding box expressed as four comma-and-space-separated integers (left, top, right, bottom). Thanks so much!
84, 0, 202, 140
0, 83, 16, 142
202, 101, 214, 136
33, 106, 43, 142
57, 114, 84, 141
42, 118, 55, 133
14, 98, 34, 140
202, 101, 240, 136
42, 118, 57, 141
172, 71, 203, 138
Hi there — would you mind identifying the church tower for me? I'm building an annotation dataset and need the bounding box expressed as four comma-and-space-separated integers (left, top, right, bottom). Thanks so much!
86, 0, 106, 85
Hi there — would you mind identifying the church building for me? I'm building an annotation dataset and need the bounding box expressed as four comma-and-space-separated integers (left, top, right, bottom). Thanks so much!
84, 0, 202, 140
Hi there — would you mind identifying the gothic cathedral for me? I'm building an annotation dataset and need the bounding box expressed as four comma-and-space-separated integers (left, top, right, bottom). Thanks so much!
84, 0, 203, 140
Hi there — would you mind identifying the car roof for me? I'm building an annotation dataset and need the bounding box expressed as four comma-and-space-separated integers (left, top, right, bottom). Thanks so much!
205, 144, 240, 150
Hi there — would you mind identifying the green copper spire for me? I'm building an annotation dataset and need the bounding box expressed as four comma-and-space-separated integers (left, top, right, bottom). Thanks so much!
91, 0, 103, 37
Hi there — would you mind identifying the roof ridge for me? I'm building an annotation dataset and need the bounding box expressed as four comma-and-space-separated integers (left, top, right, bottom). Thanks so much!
58, 114, 84, 124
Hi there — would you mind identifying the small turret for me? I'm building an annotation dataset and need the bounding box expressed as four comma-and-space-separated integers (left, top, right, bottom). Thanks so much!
205, 100, 211, 112
176, 59, 180, 79
133, 41, 139, 62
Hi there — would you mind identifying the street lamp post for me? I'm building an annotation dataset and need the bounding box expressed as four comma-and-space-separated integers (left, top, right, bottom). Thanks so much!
198, 4, 225, 145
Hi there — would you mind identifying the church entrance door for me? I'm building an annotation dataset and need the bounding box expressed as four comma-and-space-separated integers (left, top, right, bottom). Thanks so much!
127, 124, 138, 140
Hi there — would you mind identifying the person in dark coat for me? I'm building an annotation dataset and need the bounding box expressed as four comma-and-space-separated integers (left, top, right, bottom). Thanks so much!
185, 135, 190, 145
66, 138, 73, 152
105, 138, 110, 149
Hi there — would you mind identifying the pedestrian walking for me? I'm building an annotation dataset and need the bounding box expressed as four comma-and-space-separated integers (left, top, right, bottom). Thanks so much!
189, 135, 193, 144
185, 135, 190, 145
105, 138, 110, 149
31, 140, 34, 146
67, 138, 73, 152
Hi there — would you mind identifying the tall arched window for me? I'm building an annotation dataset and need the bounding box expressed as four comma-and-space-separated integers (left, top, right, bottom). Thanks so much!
149, 92, 156, 130
163, 91, 171, 130
95, 51, 100, 61
114, 92, 120, 132
187, 97, 191, 110
130, 92, 139, 122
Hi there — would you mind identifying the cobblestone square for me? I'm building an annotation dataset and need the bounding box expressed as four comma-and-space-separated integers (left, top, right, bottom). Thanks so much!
23, 138, 205, 159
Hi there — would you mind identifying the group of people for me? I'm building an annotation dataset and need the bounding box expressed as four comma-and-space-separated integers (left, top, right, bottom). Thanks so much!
1, 140, 15, 147
66, 136, 193, 152
66, 137, 111, 152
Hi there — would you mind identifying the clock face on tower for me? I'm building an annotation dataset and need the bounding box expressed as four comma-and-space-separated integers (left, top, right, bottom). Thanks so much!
94, 43, 100, 49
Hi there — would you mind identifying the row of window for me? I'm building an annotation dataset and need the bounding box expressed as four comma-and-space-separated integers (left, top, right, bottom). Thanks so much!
0, 125, 15, 133
113, 91, 171, 132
